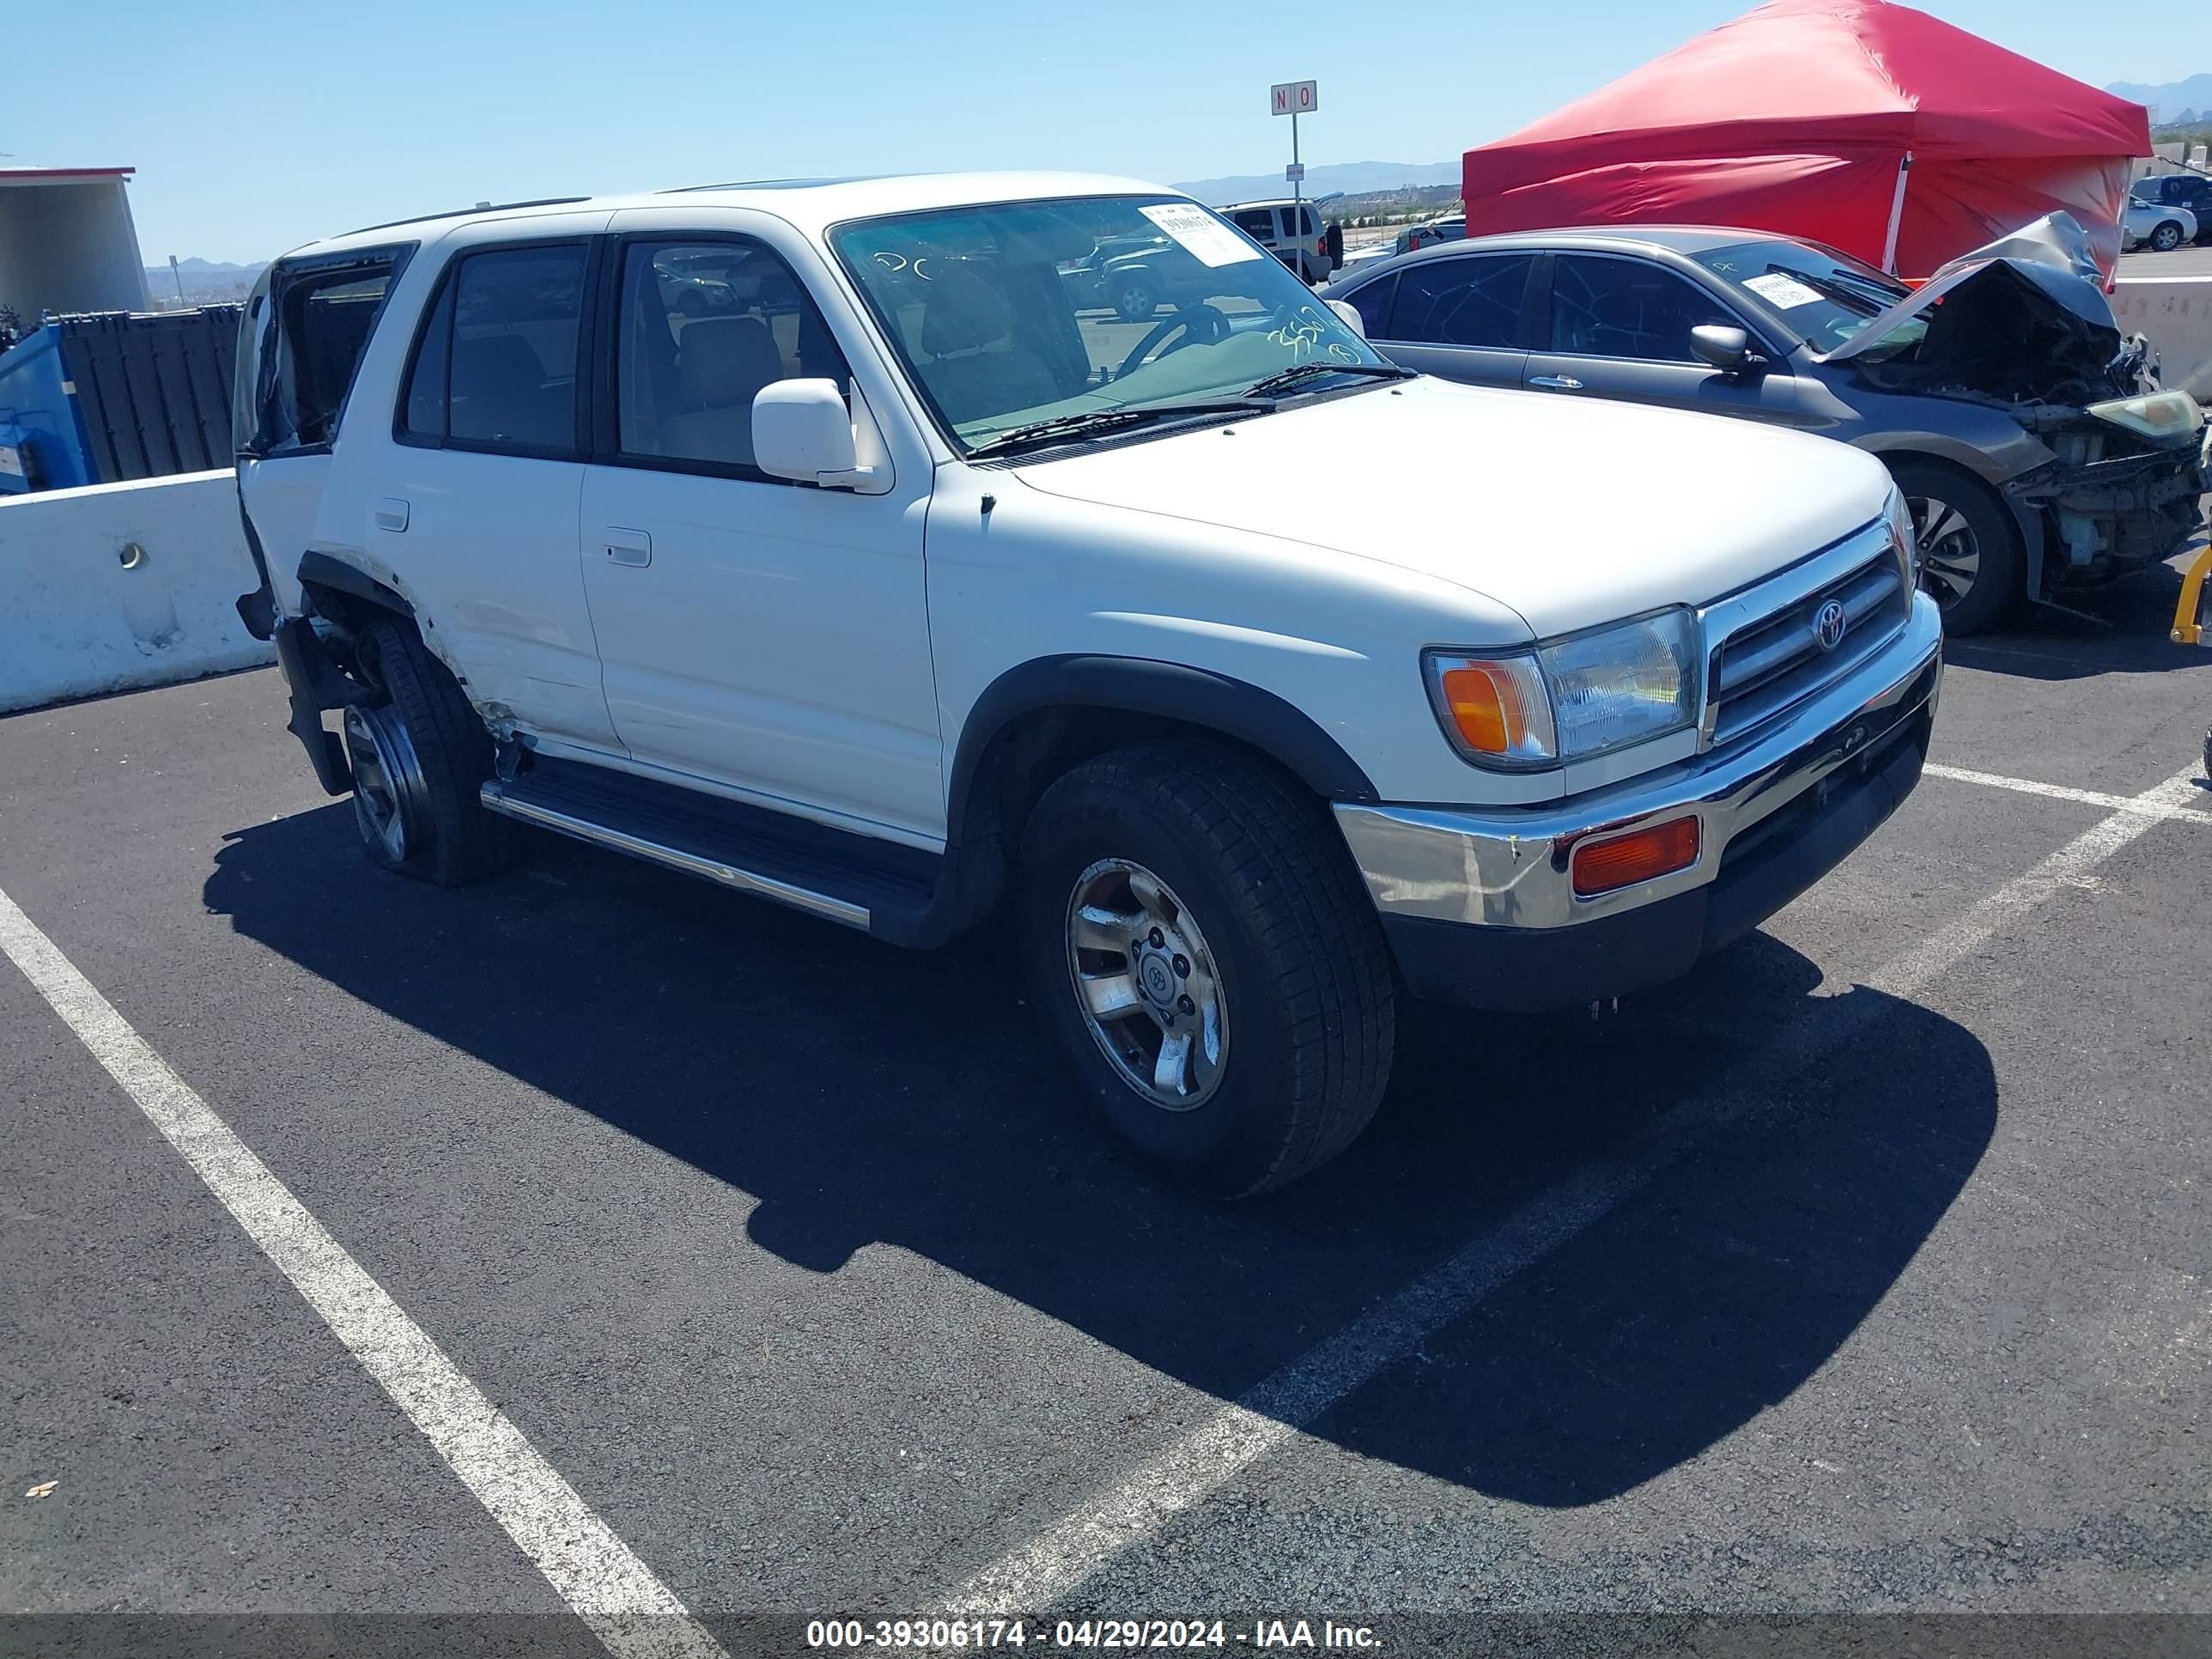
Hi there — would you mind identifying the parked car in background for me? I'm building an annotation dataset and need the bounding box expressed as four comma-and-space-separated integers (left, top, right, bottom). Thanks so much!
1326, 222, 2209, 632
1221, 198, 1340, 283
2123, 189, 2194, 252
1395, 215, 1466, 255
233, 173, 1940, 1195
1060, 230, 1219, 320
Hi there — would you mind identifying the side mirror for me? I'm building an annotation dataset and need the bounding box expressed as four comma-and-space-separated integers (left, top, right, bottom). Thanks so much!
1325, 298, 1366, 339
1690, 324, 1768, 377
754, 379, 874, 489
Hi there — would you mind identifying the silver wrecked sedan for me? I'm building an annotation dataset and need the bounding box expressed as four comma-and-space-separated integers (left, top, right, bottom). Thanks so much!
1324, 219, 2209, 632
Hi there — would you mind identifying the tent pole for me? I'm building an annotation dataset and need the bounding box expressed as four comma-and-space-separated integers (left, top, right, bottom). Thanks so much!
1881, 153, 1912, 274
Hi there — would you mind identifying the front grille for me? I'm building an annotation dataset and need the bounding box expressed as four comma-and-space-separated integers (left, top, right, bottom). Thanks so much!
1704, 532, 1910, 750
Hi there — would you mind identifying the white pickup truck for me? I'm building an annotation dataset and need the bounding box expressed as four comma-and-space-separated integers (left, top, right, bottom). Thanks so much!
234, 173, 1942, 1195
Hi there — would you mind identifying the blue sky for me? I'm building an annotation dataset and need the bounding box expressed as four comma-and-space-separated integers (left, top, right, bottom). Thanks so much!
18, 0, 2209, 264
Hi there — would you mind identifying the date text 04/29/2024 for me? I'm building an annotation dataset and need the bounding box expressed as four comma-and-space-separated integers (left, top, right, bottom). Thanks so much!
804, 1618, 1382, 1649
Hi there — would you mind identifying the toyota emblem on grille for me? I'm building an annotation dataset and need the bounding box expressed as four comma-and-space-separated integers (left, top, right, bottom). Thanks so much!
1814, 599, 1849, 652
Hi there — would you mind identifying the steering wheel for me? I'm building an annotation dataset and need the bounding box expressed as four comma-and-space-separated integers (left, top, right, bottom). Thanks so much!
1116, 304, 1231, 381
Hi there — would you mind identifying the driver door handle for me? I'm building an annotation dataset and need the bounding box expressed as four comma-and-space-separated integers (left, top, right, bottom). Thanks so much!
602, 528, 652, 568
1529, 374, 1583, 391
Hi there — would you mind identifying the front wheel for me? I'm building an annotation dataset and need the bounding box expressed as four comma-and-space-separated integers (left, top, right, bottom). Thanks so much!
2150, 221, 2185, 253
1887, 460, 2022, 635
1020, 742, 1395, 1198
1111, 277, 1160, 323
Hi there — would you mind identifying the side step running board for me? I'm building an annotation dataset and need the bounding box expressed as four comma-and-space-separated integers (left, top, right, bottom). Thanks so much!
481, 778, 871, 931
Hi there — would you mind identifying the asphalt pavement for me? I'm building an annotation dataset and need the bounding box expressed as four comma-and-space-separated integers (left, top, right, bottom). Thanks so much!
3, 555, 2209, 1657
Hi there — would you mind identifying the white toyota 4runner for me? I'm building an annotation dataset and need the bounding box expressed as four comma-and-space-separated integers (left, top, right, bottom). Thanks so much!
234, 173, 1942, 1195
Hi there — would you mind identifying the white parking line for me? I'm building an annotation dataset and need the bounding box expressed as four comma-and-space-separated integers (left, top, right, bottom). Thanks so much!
0, 886, 728, 1659
944, 759, 2205, 1615
1923, 762, 2210, 820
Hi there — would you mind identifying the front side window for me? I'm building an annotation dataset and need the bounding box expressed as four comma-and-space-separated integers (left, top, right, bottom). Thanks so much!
1388, 254, 1533, 348
398, 244, 586, 453
1691, 238, 1911, 354
1231, 210, 1276, 240
615, 240, 850, 473
1345, 272, 1398, 340
1547, 255, 1739, 363
831, 195, 1389, 453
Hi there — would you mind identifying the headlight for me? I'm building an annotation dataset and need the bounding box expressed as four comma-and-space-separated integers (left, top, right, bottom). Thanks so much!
1883, 485, 1919, 586
1425, 609, 1699, 770
2086, 389, 2203, 446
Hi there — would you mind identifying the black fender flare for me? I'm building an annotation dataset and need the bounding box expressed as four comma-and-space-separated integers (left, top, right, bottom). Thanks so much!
297, 549, 415, 619
946, 654, 1378, 848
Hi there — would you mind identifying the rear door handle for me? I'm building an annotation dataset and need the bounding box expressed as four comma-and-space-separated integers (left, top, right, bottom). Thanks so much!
1528, 375, 1583, 391
374, 497, 410, 532
602, 528, 652, 568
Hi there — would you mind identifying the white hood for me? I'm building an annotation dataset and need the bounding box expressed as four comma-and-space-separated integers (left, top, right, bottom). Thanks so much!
1012, 374, 1892, 638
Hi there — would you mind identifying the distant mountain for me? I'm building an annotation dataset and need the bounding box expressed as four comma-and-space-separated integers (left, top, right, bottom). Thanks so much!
2105, 73, 2212, 124
146, 258, 259, 283
144, 257, 262, 307
1174, 160, 1459, 206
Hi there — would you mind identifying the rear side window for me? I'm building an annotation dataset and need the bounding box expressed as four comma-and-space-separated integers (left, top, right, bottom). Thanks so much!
246, 245, 412, 454
398, 244, 588, 455
1389, 255, 1533, 348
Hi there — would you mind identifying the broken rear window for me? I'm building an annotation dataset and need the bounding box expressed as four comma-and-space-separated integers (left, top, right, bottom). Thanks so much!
246, 244, 414, 455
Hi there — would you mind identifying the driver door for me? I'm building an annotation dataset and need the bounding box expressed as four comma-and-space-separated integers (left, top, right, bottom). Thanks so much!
575, 216, 944, 841
1522, 252, 1802, 425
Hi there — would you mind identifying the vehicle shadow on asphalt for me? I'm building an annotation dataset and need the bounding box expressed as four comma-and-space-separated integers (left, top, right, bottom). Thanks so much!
1945, 555, 2206, 682
204, 808, 1996, 1507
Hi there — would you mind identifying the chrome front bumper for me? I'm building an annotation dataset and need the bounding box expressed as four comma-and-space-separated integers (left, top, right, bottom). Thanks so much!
1335, 592, 1943, 933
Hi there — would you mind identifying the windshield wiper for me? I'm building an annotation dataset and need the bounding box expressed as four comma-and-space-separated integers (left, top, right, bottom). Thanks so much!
1243, 360, 1414, 401
966, 399, 1266, 458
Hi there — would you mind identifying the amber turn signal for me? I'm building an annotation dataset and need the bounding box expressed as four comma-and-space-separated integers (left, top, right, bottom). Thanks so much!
1437, 661, 1545, 758
1571, 817, 1701, 897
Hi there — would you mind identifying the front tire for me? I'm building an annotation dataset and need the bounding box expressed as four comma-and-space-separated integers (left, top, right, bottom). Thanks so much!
1020, 742, 1395, 1198
2150, 221, 2185, 253
345, 618, 508, 885
1887, 459, 2022, 635
1112, 277, 1159, 323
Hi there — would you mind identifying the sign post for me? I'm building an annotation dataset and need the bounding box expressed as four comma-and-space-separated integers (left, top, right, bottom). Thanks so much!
1269, 80, 1318, 250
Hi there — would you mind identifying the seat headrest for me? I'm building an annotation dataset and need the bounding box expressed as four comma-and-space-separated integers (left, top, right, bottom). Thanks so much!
919, 260, 1014, 357
679, 316, 782, 409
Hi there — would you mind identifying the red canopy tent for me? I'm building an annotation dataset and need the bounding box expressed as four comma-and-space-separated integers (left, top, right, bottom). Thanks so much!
1461, 0, 2151, 280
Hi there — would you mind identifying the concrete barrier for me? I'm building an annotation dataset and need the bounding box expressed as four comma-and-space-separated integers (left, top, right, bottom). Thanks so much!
0, 470, 273, 715
2112, 276, 2212, 402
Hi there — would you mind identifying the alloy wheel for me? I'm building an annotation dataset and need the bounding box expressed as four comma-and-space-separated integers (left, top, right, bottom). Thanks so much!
1064, 858, 1229, 1110
343, 703, 428, 865
1909, 493, 1980, 612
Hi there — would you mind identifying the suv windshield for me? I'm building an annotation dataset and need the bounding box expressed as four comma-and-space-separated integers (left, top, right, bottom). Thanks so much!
1692, 238, 1913, 355
831, 195, 1387, 453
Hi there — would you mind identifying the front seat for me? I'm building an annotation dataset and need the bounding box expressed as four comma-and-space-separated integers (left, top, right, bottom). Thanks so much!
657, 316, 786, 466
917, 260, 1062, 428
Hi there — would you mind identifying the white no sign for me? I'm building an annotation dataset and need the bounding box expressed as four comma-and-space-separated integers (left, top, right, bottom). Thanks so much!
1269, 80, 1317, 117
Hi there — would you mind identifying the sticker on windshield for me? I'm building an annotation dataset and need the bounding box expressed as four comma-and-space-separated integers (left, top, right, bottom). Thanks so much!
1742, 271, 1826, 310
1139, 204, 1265, 268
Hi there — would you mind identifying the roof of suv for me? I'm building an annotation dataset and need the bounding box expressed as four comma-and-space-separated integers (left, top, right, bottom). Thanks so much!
286, 172, 1179, 261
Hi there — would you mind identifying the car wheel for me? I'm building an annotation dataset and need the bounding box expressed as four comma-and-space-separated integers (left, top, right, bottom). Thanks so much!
1020, 741, 1395, 1198
345, 618, 509, 885
1887, 460, 2022, 635
2150, 221, 2185, 253
1112, 278, 1159, 323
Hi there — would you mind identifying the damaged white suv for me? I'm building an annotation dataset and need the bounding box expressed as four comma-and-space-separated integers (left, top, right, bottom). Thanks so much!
234, 173, 1942, 1195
